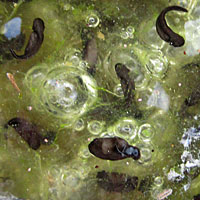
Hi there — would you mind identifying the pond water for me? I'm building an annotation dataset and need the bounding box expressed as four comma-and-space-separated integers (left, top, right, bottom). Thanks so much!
0, 0, 200, 199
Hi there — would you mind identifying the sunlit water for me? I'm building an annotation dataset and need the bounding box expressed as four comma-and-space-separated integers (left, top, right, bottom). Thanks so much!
0, 0, 200, 200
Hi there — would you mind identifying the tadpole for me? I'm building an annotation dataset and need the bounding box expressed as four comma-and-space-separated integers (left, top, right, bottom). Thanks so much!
115, 63, 135, 107
96, 170, 138, 192
83, 37, 98, 76
156, 6, 188, 47
10, 18, 45, 59
88, 137, 140, 161
5, 117, 55, 150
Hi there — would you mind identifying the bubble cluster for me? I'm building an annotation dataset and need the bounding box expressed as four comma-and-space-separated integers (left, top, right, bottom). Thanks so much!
25, 63, 98, 123
120, 30, 129, 40
120, 26, 135, 39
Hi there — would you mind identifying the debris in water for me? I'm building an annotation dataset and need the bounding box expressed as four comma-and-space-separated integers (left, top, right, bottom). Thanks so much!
6, 73, 21, 94
157, 188, 172, 200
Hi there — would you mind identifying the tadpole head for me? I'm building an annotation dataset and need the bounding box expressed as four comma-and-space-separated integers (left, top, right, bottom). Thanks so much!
33, 18, 45, 33
125, 146, 140, 160
7, 117, 21, 128
115, 63, 130, 77
115, 63, 123, 76
169, 36, 185, 47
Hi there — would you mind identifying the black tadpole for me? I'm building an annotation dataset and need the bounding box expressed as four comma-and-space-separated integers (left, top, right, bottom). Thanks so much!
115, 63, 135, 106
88, 137, 140, 161
10, 18, 45, 59
156, 6, 188, 47
96, 170, 138, 192
5, 117, 55, 150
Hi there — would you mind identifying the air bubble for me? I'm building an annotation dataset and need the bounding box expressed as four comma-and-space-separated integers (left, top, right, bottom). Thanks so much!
25, 63, 98, 123
87, 120, 104, 135
64, 50, 82, 65
79, 60, 89, 69
146, 51, 169, 78
79, 146, 90, 159
137, 144, 152, 164
126, 26, 135, 34
86, 13, 100, 28
113, 84, 124, 97
154, 176, 164, 187
74, 118, 84, 131
138, 124, 154, 142
69, 55, 80, 66
114, 118, 138, 140
120, 30, 129, 39
126, 26, 135, 38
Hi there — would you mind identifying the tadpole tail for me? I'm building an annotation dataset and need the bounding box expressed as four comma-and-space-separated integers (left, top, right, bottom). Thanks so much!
161, 5, 188, 14
9, 48, 26, 59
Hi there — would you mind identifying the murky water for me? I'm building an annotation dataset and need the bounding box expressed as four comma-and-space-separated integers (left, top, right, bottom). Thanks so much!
0, 0, 200, 199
